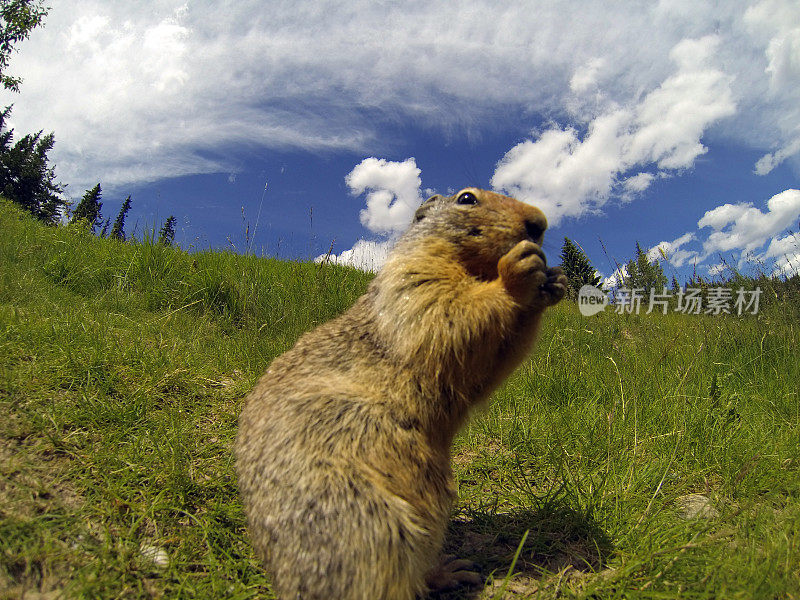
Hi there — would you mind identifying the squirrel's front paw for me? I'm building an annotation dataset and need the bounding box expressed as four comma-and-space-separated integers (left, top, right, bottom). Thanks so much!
498, 240, 547, 305
540, 265, 568, 307
498, 241, 566, 308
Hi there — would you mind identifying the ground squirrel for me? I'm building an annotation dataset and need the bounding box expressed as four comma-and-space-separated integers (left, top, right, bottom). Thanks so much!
236, 188, 567, 599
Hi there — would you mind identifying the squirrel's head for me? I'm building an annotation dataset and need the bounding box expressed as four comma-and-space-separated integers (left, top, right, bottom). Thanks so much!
405, 188, 548, 281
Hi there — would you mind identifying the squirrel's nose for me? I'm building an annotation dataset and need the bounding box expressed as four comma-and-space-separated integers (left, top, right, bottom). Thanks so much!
525, 219, 545, 242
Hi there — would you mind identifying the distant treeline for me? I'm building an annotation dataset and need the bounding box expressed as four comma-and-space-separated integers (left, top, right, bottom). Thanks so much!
558, 235, 799, 313
0, 104, 176, 245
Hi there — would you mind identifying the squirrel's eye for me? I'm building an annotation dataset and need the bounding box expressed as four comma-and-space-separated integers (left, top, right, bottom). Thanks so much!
456, 192, 478, 205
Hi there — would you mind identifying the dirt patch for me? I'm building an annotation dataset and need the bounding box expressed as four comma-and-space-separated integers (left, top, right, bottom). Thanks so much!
0, 419, 82, 518
431, 502, 614, 599
0, 415, 84, 599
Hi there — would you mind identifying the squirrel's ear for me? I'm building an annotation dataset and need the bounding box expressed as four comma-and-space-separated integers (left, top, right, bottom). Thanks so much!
414, 194, 441, 222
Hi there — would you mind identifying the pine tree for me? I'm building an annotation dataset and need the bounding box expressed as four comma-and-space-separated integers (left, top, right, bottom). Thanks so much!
158, 215, 176, 246
559, 236, 602, 298
109, 195, 131, 241
0, 3, 63, 223
71, 184, 103, 232
624, 242, 668, 293
0, 105, 65, 223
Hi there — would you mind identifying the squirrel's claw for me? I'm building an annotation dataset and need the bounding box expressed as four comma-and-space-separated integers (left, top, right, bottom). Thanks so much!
426, 555, 482, 593
540, 266, 567, 306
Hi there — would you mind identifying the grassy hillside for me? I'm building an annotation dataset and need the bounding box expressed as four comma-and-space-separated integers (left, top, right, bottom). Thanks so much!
1, 199, 798, 599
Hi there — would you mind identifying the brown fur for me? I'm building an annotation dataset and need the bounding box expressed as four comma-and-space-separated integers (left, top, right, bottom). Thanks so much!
236, 188, 567, 599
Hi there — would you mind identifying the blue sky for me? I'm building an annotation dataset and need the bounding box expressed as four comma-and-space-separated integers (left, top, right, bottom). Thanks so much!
2, 1, 799, 284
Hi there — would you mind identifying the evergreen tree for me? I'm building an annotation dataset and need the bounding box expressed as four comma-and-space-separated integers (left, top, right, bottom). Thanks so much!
559, 236, 602, 298
158, 215, 176, 246
0, 105, 65, 223
624, 242, 668, 293
71, 184, 103, 232
99, 217, 110, 238
109, 195, 131, 240
0, 4, 63, 223
0, 0, 49, 93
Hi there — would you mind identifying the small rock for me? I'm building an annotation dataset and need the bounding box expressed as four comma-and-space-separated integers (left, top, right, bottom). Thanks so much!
676, 494, 719, 520
140, 543, 170, 568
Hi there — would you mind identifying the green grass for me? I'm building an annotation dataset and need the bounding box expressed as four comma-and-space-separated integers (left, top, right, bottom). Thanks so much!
1, 198, 798, 599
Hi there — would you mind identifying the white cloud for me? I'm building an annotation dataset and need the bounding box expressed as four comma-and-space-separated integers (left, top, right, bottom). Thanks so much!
1, 0, 799, 203
0, 1, 376, 193
569, 58, 606, 94
317, 238, 393, 272
491, 36, 735, 226
345, 157, 423, 235
622, 173, 655, 193
646, 242, 671, 263
772, 254, 800, 276
647, 232, 699, 268
603, 189, 800, 278
698, 189, 800, 257
745, 0, 800, 91
602, 265, 627, 290
754, 137, 800, 175
639, 190, 800, 277
764, 233, 800, 276
744, 0, 800, 172
631, 38, 735, 169
764, 232, 800, 261
329, 157, 424, 270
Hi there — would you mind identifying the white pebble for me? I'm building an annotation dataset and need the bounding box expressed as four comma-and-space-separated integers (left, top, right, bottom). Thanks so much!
140, 543, 170, 568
